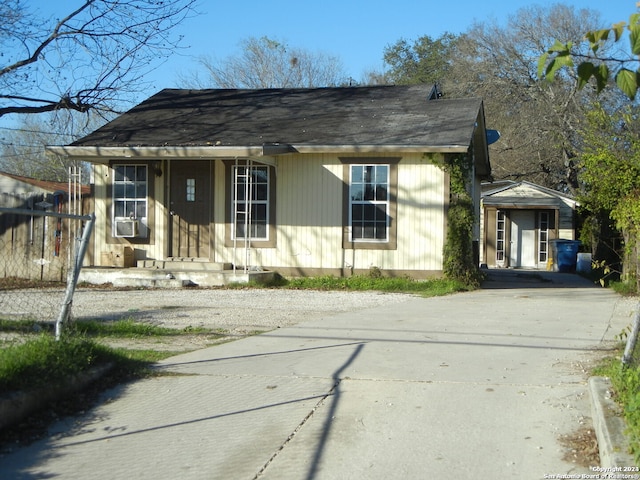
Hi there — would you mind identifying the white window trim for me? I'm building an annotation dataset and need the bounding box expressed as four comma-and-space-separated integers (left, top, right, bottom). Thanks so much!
231, 165, 270, 242
348, 164, 390, 243
112, 164, 148, 238
538, 211, 550, 264
496, 210, 506, 265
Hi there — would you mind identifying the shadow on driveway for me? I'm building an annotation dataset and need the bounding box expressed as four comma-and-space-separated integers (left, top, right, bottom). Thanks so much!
481, 268, 598, 289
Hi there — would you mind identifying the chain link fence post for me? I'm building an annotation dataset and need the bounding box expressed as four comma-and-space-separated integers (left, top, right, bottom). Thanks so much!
55, 213, 95, 340
622, 303, 640, 366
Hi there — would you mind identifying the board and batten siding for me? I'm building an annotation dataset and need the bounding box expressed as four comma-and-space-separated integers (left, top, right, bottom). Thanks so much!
90, 154, 448, 275
214, 153, 447, 275
91, 162, 167, 265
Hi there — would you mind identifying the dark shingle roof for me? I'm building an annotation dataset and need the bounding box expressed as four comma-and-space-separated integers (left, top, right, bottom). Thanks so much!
72, 85, 484, 149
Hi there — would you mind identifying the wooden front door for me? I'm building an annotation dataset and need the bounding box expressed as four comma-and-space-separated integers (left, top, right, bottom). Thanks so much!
169, 161, 212, 258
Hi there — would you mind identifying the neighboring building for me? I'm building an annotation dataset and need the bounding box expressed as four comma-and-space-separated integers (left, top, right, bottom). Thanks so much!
0, 170, 90, 205
480, 180, 579, 269
48, 85, 492, 282
0, 170, 93, 281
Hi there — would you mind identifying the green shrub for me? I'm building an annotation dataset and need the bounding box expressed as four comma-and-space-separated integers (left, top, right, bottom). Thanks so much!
603, 362, 640, 465
611, 280, 639, 296
595, 340, 640, 466
0, 335, 115, 391
432, 153, 483, 287
443, 200, 483, 287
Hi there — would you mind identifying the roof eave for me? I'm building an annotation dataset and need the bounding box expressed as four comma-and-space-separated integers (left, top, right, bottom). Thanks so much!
46, 145, 279, 163
47, 144, 471, 162
291, 144, 470, 154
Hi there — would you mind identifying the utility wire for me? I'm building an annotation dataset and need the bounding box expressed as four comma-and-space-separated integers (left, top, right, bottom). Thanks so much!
0, 125, 83, 137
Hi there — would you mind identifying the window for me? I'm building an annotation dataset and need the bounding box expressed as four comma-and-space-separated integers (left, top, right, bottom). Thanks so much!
232, 165, 269, 241
539, 211, 549, 263
496, 210, 506, 263
186, 178, 196, 202
341, 158, 398, 250
112, 164, 148, 237
350, 165, 389, 241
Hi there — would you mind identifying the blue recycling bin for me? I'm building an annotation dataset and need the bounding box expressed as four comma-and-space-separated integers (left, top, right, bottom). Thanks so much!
552, 239, 581, 273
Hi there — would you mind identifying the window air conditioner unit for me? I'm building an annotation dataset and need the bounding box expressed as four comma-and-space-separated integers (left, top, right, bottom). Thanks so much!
114, 219, 139, 238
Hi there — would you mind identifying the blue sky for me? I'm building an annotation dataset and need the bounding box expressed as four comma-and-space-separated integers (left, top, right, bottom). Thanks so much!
163, 0, 633, 88
8, 1, 638, 108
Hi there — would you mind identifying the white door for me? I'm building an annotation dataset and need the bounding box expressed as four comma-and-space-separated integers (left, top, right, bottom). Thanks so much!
509, 210, 536, 268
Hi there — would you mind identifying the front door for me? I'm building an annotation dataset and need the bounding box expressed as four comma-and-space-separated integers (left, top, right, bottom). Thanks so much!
509, 210, 536, 268
169, 161, 212, 258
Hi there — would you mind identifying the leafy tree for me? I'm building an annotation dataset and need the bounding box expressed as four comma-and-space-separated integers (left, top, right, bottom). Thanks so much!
380, 5, 617, 192
382, 33, 459, 86
442, 4, 620, 192
179, 36, 348, 89
539, 7, 640, 99
359, 68, 392, 86
0, 0, 196, 118
577, 104, 640, 288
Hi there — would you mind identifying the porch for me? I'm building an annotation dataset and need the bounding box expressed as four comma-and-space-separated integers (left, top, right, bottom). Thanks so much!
78, 259, 275, 288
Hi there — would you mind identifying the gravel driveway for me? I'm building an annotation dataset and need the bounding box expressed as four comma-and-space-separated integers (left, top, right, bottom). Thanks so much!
69, 288, 416, 350
0, 287, 414, 350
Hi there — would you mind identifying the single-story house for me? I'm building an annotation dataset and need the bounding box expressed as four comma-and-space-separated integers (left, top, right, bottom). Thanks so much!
480, 180, 579, 269
48, 85, 491, 281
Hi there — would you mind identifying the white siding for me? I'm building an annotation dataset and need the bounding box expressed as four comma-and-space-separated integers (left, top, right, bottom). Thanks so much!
92, 164, 110, 264
215, 153, 447, 273
92, 163, 167, 264
90, 153, 450, 274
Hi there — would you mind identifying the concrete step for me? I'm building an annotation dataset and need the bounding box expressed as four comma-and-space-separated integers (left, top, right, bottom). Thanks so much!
137, 259, 232, 271
78, 267, 274, 288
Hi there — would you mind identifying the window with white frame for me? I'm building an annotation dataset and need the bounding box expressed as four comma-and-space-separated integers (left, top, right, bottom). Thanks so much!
232, 165, 269, 240
186, 178, 196, 202
539, 211, 550, 263
496, 210, 506, 263
112, 164, 148, 237
349, 164, 389, 242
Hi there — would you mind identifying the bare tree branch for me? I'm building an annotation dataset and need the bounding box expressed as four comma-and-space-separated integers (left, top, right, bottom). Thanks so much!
179, 36, 348, 89
0, 0, 197, 118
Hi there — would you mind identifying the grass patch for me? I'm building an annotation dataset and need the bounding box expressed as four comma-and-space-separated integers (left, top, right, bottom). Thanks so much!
0, 335, 123, 392
0, 318, 220, 338
0, 333, 178, 451
610, 280, 639, 296
71, 319, 214, 338
0, 319, 229, 395
593, 343, 640, 466
245, 273, 472, 296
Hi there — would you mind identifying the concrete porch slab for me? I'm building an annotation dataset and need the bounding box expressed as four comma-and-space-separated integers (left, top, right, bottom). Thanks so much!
78, 266, 274, 288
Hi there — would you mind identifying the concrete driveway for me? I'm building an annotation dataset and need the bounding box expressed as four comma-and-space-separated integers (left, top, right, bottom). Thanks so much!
0, 271, 634, 479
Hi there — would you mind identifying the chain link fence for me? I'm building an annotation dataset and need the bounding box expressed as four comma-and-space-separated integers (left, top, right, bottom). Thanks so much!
0, 205, 94, 338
